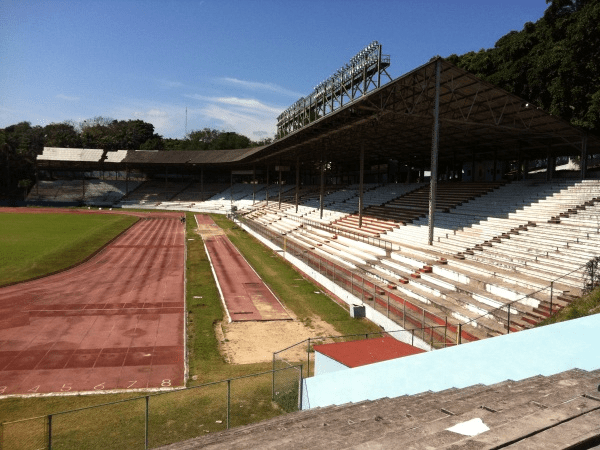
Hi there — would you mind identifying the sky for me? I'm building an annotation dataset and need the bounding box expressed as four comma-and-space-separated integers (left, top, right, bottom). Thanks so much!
0, 0, 549, 141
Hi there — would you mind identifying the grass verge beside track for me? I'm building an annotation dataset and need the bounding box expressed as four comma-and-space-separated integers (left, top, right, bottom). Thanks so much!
0, 210, 381, 447
0, 212, 138, 286
211, 214, 382, 337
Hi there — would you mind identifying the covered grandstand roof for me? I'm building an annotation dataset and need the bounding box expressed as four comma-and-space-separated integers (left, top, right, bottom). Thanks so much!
37, 57, 600, 171
255, 57, 600, 167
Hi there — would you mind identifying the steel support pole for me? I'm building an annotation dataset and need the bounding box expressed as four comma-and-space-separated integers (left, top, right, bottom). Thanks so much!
252, 165, 256, 204
125, 165, 129, 196
581, 133, 588, 179
278, 160, 282, 210
200, 168, 204, 201
266, 165, 269, 206
230, 171, 233, 206
546, 145, 552, 181
493, 149, 498, 182
517, 142, 523, 181
427, 58, 441, 246
319, 160, 325, 220
295, 157, 300, 213
359, 143, 365, 228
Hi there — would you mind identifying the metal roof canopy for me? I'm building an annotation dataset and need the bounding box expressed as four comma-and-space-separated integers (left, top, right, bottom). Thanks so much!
251, 57, 599, 169
37, 58, 599, 172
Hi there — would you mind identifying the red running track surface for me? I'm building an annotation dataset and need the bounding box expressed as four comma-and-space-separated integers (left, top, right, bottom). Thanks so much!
195, 215, 291, 322
0, 214, 185, 396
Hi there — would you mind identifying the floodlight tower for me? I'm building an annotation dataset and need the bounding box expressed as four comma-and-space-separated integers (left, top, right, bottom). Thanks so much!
276, 41, 391, 138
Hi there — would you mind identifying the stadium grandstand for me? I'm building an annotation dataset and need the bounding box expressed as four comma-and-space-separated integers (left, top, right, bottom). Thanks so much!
24, 55, 600, 447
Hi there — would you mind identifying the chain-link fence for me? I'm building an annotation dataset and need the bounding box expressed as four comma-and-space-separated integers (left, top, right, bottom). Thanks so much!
0, 366, 302, 450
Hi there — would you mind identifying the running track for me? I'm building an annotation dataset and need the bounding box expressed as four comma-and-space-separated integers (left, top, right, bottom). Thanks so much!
0, 210, 185, 395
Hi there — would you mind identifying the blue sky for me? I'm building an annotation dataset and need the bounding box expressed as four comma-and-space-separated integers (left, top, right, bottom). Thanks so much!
1, 0, 548, 140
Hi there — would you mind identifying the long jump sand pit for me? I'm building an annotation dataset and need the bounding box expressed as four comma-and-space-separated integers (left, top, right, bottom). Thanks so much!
0, 212, 186, 396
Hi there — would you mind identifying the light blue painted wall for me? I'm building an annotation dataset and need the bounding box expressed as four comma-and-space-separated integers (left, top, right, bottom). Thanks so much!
314, 351, 349, 376
302, 314, 600, 409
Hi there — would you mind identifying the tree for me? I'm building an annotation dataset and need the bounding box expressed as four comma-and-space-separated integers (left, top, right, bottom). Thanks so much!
44, 122, 82, 148
447, 0, 600, 132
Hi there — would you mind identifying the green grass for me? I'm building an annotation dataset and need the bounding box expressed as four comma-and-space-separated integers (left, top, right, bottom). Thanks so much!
0, 212, 138, 286
211, 214, 382, 337
0, 211, 381, 449
536, 287, 600, 327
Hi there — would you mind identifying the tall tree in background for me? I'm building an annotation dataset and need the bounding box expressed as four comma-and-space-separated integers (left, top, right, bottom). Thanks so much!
447, 0, 600, 132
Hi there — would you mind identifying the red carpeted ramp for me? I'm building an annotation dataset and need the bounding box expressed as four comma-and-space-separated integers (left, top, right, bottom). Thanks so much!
195, 215, 291, 322
0, 217, 185, 396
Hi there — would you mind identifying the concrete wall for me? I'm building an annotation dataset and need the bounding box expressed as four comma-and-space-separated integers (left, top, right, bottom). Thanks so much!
314, 352, 349, 376
301, 313, 600, 410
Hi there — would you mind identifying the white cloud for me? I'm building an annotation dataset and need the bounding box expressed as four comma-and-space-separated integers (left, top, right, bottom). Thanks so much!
157, 79, 184, 89
221, 77, 303, 98
185, 94, 283, 138
56, 94, 80, 101
199, 104, 278, 138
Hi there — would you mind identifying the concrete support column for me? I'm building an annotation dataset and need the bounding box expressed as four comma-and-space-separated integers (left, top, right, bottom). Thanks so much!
471, 149, 476, 182
581, 133, 588, 179
427, 58, 441, 246
359, 143, 365, 228
406, 157, 411, 184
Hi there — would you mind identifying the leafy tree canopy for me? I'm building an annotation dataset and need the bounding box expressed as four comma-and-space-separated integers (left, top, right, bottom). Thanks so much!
446, 0, 600, 132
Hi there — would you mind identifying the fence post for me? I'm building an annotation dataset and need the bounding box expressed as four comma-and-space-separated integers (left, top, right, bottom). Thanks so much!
227, 380, 231, 429
550, 281, 554, 315
411, 329, 414, 346
422, 310, 425, 340
48, 414, 52, 450
387, 292, 390, 318
403, 301, 406, 328
307, 338, 311, 378
444, 317, 448, 348
457, 324, 462, 345
272, 354, 276, 400
507, 304, 511, 334
298, 367, 304, 410
145, 396, 149, 450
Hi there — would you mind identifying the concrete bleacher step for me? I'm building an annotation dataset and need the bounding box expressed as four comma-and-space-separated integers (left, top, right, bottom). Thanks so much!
159, 369, 600, 450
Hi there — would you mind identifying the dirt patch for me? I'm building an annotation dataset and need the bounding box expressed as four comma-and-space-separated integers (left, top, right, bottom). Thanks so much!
215, 318, 339, 364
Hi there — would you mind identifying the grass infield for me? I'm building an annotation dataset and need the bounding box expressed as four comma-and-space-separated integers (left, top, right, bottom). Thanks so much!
0, 210, 380, 448
0, 212, 138, 286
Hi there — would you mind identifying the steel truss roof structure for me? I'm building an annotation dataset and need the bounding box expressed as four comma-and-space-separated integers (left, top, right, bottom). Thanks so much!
253, 57, 599, 171
38, 58, 599, 174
